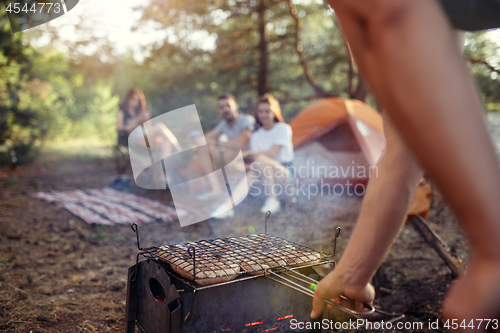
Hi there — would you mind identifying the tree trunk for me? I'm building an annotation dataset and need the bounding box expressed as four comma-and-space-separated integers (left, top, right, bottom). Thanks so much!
287, 0, 328, 97
257, 0, 269, 96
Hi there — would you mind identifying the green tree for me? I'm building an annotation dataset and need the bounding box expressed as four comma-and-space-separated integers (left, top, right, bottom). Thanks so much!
0, 8, 120, 165
464, 32, 500, 113
136, 0, 360, 123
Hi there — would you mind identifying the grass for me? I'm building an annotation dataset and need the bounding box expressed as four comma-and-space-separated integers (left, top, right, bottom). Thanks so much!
41, 138, 115, 162
84, 231, 127, 242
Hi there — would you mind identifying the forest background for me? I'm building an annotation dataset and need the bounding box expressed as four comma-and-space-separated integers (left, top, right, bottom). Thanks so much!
1, 0, 499, 165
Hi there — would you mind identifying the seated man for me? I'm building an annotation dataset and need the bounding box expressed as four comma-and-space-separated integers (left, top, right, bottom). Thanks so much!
205, 94, 255, 152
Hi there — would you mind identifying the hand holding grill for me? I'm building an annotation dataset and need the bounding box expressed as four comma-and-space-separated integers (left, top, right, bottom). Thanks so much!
310, 268, 375, 319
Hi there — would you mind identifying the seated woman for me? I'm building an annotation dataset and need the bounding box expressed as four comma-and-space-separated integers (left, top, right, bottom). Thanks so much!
244, 94, 294, 213
117, 88, 181, 159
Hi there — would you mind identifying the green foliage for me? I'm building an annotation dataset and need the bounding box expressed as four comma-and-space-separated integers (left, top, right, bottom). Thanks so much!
0, 8, 119, 166
3, 0, 500, 170
464, 32, 500, 113
0, 0, 361, 163
0, 8, 41, 163
29, 47, 120, 144
136, 0, 353, 124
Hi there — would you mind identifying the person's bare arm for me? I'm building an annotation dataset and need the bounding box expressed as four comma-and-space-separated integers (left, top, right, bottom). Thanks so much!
117, 111, 126, 131
328, 0, 500, 325
311, 114, 423, 318
233, 129, 252, 150
206, 128, 251, 152
205, 129, 221, 142
147, 122, 182, 152
117, 110, 146, 133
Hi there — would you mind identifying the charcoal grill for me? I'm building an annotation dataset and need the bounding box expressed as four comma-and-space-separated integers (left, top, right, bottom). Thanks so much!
125, 221, 403, 333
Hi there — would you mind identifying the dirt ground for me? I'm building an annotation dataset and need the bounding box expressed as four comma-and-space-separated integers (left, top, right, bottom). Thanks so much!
0, 152, 469, 332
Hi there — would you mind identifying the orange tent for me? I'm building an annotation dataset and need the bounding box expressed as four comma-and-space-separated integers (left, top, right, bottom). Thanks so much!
290, 97, 431, 217
290, 98, 385, 186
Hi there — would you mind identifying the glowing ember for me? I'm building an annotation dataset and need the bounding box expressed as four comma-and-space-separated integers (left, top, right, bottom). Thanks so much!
277, 314, 294, 320
245, 321, 264, 327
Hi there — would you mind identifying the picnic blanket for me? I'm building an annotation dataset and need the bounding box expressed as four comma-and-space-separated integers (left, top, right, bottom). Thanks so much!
30, 188, 189, 225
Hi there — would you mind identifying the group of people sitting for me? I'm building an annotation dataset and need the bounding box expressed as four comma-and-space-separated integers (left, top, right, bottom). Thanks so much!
206, 93, 294, 214
116, 0, 500, 322
117, 89, 294, 214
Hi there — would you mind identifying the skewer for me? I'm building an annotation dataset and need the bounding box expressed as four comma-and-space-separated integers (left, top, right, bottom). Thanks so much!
264, 210, 271, 234
265, 267, 405, 323
333, 227, 341, 255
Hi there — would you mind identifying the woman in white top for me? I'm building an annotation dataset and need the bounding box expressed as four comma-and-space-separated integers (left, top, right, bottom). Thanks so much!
243, 94, 294, 213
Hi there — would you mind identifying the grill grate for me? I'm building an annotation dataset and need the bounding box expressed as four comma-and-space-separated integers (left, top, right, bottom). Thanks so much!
152, 234, 331, 284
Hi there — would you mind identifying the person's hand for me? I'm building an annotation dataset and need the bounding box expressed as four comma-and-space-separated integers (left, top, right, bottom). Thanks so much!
311, 267, 375, 319
442, 257, 500, 332
137, 111, 150, 123
242, 151, 253, 158
242, 151, 256, 165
